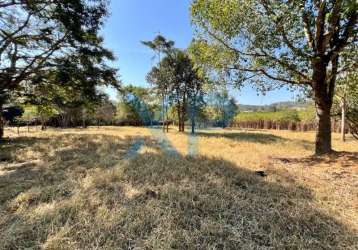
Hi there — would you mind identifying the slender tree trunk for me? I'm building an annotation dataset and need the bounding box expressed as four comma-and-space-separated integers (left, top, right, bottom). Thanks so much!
341, 98, 346, 142
162, 95, 165, 132
191, 117, 195, 134
181, 105, 186, 132
0, 103, 4, 139
41, 117, 46, 131
165, 99, 169, 132
177, 105, 182, 132
82, 110, 86, 128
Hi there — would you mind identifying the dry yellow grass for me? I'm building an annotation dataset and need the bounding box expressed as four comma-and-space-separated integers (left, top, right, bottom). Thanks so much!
0, 126, 357, 249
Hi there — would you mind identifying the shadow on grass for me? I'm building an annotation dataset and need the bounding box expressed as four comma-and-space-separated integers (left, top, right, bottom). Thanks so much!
196, 131, 285, 144
0, 134, 139, 204
194, 130, 315, 151
275, 151, 358, 167
0, 134, 356, 249
0, 137, 49, 162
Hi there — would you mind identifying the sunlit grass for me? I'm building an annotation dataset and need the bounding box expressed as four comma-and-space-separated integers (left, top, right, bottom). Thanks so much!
0, 126, 357, 249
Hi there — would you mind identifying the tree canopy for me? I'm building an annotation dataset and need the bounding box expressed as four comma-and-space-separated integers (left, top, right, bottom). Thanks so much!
191, 0, 357, 154
0, 0, 119, 138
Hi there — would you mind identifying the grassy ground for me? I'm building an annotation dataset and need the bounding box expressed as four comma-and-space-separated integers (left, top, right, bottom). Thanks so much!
0, 126, 357, 249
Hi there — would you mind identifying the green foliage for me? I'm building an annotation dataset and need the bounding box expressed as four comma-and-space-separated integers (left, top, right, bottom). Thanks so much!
19, 105, 38, 123
0, 0, 116, 93
0, 0, 118, 134
234, 109, 313, 124
298, 106, 316, 123
116, 85, 154, 125
190, 0, 357, 94
205, 89, 238, 127
142, 35, 175, 57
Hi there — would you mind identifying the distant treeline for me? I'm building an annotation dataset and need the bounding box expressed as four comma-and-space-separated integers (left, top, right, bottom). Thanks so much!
231, 108, 345, 133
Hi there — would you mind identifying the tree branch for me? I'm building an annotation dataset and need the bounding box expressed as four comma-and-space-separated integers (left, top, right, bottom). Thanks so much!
232, 64, 309, 86
322, 0, 342, 50
315, 2, 327, 55
328, 10, 358, 58
302, 10, 315, 49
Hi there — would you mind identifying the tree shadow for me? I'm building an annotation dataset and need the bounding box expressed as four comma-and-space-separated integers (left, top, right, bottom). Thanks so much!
0, 134, 356, 249
0, 134, 140, 204
195, 130, 288, 144
111, 151, 357, 249
194, 130, 316, 151
0, 137, 49, 162
275, 151, 358, 167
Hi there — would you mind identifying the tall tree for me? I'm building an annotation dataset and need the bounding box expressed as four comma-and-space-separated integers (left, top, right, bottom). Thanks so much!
191, 0, 357, 154
0, 0, 116, 138
147, 49, 205, 133
142, 35, 175, 132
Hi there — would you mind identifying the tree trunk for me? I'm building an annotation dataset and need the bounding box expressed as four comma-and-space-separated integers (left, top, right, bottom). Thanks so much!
312, 59, 334, 155
181, 112, 185, 132
341, 98, 346, 142
162, 96, 166, 133
41, 117, 46, 131
190, 100, 196, 134
177, 106, 182, 132
315, 104, 332, 155
0, 103, 4, 139
191, 118, 195, 134
190, 104, 195, 134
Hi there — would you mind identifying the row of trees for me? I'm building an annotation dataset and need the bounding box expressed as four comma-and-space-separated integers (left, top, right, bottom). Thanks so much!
16, 95, 116, 129
4, 82, 237, 132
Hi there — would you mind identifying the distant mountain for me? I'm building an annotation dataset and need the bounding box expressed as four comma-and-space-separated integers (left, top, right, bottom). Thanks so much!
238, 101, 312, 112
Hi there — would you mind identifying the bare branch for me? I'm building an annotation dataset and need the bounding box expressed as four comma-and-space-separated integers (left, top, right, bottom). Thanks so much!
232, 65, 309, 86
302, 11, 315, 49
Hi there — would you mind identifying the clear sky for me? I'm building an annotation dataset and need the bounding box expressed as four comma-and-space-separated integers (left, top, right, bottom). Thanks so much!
101, 0, 299, 105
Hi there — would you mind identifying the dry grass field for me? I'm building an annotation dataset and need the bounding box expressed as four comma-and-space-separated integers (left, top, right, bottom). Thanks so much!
0, 126, 357, 249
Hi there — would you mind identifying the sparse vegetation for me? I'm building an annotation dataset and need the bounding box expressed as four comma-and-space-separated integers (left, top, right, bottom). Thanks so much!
0, 127, 357, 249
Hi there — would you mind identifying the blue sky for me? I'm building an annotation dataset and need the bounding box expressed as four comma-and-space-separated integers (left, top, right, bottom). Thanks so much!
101, 0, 299, 105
